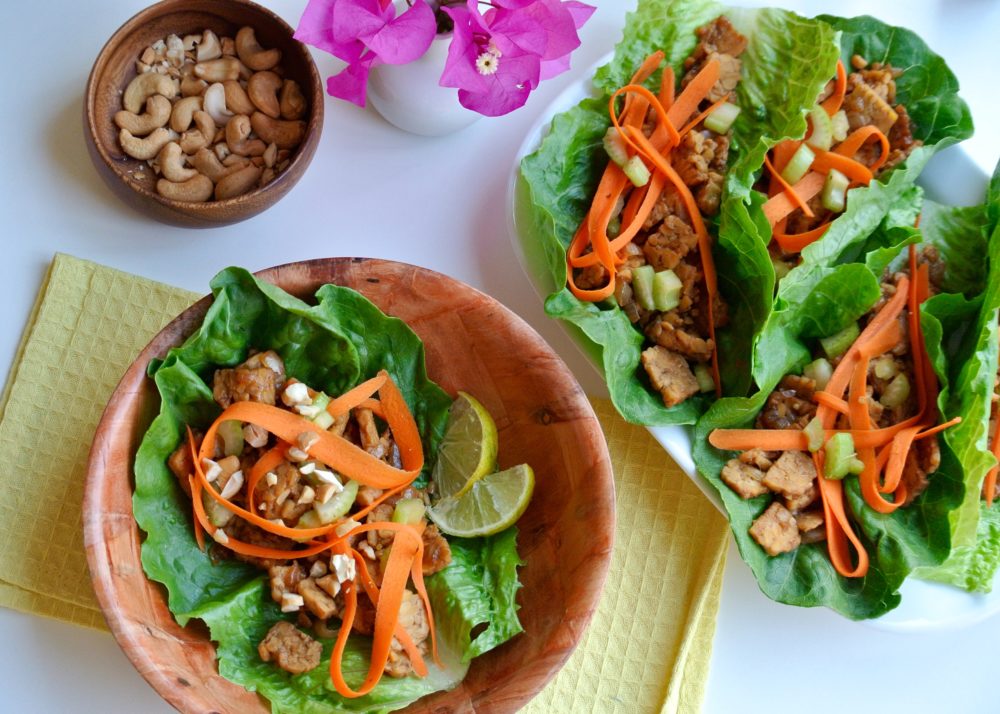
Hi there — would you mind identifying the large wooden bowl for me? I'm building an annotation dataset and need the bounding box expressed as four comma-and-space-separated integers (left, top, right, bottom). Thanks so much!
83, 258, 615, 712
83, 0, 324, 227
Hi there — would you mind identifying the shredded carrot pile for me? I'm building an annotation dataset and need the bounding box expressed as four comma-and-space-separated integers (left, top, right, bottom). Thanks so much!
709, 246, 960, 577
185, 369, 438, 696
566, 51, 723, 396
763, 59, 892, 253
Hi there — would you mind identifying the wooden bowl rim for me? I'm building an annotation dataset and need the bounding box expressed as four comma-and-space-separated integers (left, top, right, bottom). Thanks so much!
83, 257, 616, 713
83, 0, 325, 214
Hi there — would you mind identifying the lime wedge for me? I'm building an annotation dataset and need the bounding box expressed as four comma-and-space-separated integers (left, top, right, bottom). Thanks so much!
427, 464, 534, 538
432, 392, 498, 499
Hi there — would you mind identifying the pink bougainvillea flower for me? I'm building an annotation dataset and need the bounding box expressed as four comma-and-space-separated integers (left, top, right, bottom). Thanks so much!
295, 0, 437, 106
439, 0, 594, 116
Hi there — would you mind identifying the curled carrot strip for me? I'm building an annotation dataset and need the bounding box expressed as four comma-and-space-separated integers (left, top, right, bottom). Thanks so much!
764, 157, 815, 218
811, 149, 874, 185
814, 391, 849, 414
761, 172, 826, 227
820, 59, 847, 116
773, 224, 830, 253
835, 126, 891, 173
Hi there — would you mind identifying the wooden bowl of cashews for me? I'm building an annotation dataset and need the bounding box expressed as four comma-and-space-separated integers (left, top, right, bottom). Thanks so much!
84, 0, 324, 227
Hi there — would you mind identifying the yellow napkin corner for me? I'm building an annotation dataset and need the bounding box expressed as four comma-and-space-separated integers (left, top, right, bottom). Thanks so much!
0, 254, 728, 713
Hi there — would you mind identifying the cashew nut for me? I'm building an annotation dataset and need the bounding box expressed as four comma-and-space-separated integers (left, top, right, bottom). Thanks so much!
196, 29, 222, 61
157, 142, 198, 182
181, 76, 208, 97
169, 95, 202, 132
122, 73, 178, 114
114, 94, 171, 136
279, 79, 307, 120
194, 57, 241, 82
263, 142, 277, 168
247, 71, 282, 118
157, 173, 215, 202
223, 80, 256, 115
182, 34, 200, 52
119, 127, 172, 160
203, 82, 234, 126
178, 110, 216, 153
221, 36, 236, 56
222, 153, 251, 168
190, 147, 237, 182
250, 112, 305, 149
235, 26, 281, 71
225, 114, 267, 156
215, 164, 262, 200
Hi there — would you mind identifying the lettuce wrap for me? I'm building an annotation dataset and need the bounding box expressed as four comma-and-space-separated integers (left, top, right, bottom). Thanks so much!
692, 188, 992, 619
518, 0, 841, 425
916, 162, 1000, 591
133, 267, 524, 713
760, 14, 973, 265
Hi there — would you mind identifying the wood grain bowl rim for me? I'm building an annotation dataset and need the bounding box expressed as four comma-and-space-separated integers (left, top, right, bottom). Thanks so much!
83, 257, 616, 713
83, 0, 324, 214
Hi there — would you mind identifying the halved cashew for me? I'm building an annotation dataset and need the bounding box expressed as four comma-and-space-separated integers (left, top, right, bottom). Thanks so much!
225, 115, 267, 156
250, 112, 305, 149
157, 142, 198, 182
157, 173, 214, 202
179, 111, 216, 153
123, 73, 178, 114
119, 127, 172, 160
196, 29, 222, 61
114, 94, 171, 136
194, 57, 241, 82
263, 142, 277, 168
223, 80, 256, 115
169, 95, 202, 132
215, 165, 262, 200
182, 34, 200, 52
236, 26, 281, 71
203, 83, 234, 126
248, 71, 282, 118
279, 80, 307, 120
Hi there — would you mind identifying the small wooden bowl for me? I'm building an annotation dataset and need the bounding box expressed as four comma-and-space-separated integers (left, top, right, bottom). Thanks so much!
83, 258, 615, 712
83, 0, 324, 227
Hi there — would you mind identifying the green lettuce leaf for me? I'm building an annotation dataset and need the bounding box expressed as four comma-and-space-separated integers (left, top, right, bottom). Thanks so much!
425, 527, 524, 662
917, 162, 1000, 589
133, 267, 524, 711
518, 0, 840, 425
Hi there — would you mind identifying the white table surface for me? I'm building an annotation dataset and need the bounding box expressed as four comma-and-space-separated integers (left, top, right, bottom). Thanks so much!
1, 1, 997, 712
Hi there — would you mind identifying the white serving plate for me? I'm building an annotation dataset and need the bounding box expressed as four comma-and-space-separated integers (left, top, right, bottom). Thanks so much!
507, 54, 999, 632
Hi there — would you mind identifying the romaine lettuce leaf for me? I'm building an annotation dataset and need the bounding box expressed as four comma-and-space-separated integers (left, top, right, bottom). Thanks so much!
917, 162, 1000, 588
133, 267, 524, 711
519, 0, 840, 424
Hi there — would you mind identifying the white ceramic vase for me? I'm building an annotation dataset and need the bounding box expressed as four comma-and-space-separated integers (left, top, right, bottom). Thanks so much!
367, 34, 482, 136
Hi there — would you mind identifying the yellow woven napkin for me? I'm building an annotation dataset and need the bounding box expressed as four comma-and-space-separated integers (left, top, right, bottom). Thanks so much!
0, 253, 728, 713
